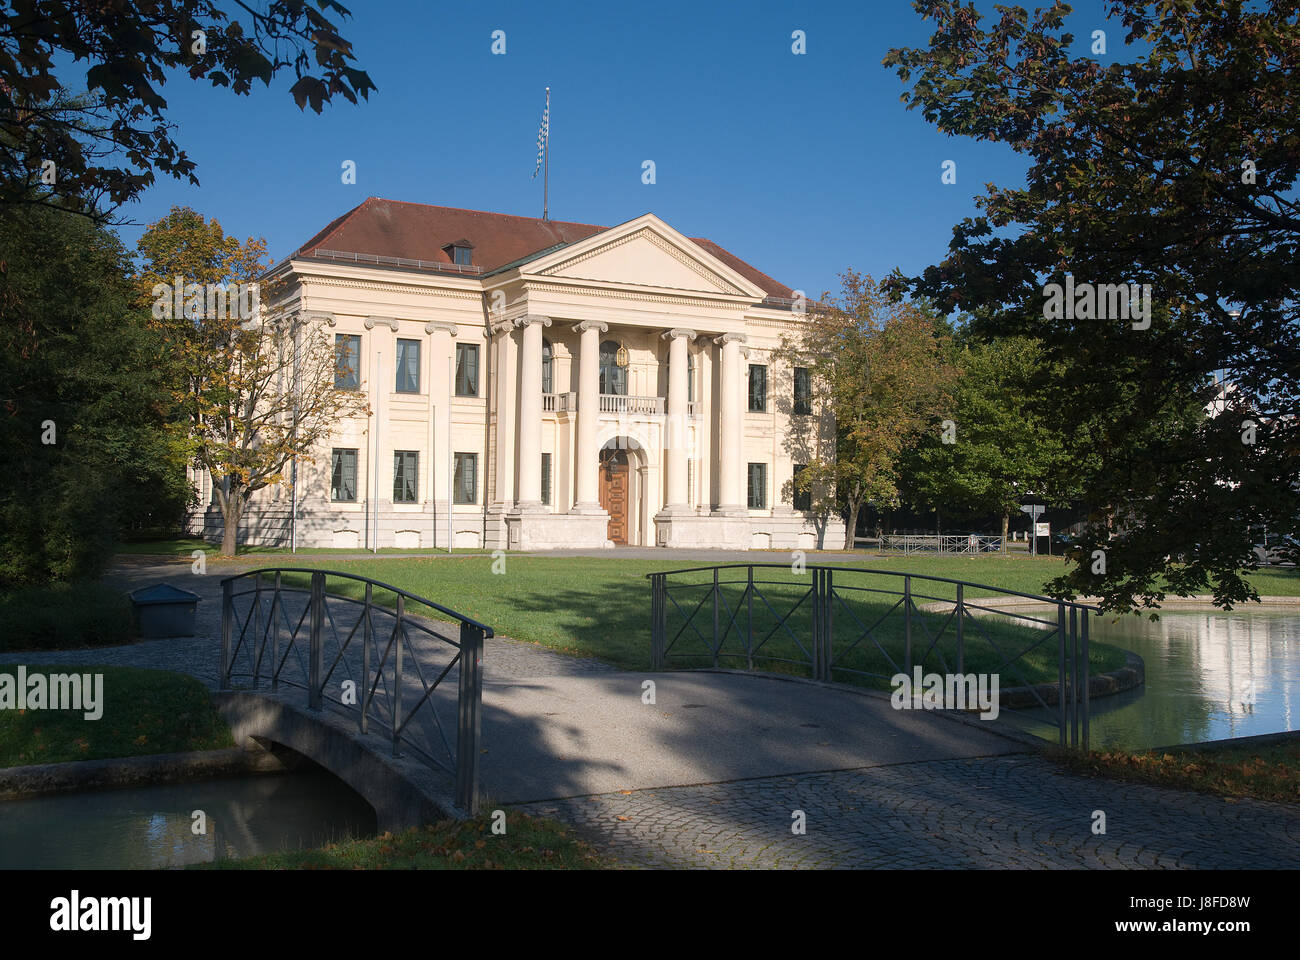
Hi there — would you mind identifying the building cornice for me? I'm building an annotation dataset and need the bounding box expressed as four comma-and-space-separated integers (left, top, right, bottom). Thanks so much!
521, 277, 758, 312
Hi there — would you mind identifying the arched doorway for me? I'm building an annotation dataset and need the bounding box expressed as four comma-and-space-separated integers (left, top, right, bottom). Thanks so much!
599, 447, 630, 544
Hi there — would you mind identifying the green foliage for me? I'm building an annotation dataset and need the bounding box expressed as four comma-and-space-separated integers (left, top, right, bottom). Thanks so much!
0, 204, 192, 587
782, 271, 958, 546
883, 1, 1300, 612
0, 583, 134, 652
135, 206, 369, 556
0, 1, 375, 222
0, 666, 233, 767
900, 336, 1075, 528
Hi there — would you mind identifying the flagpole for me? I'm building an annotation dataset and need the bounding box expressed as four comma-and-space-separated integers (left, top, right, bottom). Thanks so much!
543, 86, 550, 221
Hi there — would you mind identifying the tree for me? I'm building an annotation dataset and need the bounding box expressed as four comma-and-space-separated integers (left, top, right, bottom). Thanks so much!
0, 203, 190, 586
136, 206, 368, 555
782, 270, 958, 549
883, 0, 1300, 612
0, 0, 375, 222
900, 335, 1075, 546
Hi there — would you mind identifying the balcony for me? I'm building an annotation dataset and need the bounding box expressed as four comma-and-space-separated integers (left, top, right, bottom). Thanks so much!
541, 393, 674, 415
599, 394, 664, 415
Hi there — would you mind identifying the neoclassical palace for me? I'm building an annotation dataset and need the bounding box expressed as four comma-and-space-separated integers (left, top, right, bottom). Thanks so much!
188, 198, 844, 550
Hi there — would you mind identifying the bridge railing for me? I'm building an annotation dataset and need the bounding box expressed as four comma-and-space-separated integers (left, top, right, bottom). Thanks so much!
219, 567, 493, 813
648, 563, 1097, 750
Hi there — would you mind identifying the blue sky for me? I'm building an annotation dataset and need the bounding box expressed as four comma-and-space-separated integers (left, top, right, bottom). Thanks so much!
113, 0, 1124, 299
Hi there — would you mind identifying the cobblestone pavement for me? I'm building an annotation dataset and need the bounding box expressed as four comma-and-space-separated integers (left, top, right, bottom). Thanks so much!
514, 755, 1300, 869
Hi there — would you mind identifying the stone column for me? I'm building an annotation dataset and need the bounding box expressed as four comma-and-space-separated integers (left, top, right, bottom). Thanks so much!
513, 315, 550, 511
425, 322, 457, 538
570, 319, 608, 513
490, 319, 517, 512
713, 332, 748, 516
660, 328, 696, 513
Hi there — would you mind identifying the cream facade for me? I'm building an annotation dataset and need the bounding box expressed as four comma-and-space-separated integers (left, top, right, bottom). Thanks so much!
189, 209, 844, 550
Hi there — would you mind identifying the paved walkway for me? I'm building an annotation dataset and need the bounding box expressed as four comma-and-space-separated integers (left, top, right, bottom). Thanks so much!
515, 756, 1300, 869
6, 559, 1300, 869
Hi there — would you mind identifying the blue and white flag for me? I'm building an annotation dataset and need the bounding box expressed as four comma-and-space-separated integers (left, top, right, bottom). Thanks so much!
532, 87, 549, 179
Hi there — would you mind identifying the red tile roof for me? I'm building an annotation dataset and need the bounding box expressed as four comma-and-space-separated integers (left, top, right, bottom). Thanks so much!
292, 197, 794, 299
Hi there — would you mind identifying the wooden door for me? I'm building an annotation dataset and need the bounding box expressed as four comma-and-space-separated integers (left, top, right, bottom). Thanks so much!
599, 449, 629, 545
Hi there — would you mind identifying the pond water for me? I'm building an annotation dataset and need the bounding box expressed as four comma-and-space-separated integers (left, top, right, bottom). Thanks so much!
0, 770, 377, 869
1016, 607, 1300, 750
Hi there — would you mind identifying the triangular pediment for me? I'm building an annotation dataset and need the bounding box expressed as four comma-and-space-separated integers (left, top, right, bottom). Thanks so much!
525, 216, 765, 299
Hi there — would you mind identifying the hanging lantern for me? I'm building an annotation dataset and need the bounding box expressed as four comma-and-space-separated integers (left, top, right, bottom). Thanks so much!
615, 342, 630, 367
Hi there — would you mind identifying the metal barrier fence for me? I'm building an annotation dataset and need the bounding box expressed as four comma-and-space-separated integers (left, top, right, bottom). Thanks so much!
220, 568, 492, 812
881, 534, 1005, 555
648, 564, 1096, 749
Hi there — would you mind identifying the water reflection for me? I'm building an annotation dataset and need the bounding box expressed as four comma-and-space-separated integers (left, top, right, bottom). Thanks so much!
0, 771, 376, 869
1017, 608, 1299, 750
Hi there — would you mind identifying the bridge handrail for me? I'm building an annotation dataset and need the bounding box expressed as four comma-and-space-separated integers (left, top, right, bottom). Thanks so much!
645, 562, 1100, 612
218, 566, 490, 813
221, 566, 495, 636
646, 562, 1095, 751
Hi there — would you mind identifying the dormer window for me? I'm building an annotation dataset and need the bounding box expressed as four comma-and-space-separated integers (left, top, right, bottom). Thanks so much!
443, 238, 474, 266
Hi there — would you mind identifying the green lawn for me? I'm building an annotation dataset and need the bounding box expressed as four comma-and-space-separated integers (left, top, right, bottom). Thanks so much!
115, 537, 464, 558
202, 813, 615, 869
0, 665, 234, 767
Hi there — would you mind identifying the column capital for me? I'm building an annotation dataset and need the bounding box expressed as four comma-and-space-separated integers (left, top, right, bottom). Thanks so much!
515, 314, 552, 329
713, 331, 748, 346
661, 328, 697, 342
424, 320, 458, 336
364, 315, 400, 331
305, 312, 336, 327
572, 320, 608, 335
489, 318, 516, 336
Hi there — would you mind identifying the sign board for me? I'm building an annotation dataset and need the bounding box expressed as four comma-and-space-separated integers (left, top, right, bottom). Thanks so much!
1019, 503, 1045, 518
1035, 522, 1050, 537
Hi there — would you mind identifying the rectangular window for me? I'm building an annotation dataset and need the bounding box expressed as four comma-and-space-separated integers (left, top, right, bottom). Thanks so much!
393, 450, 418, 503
395, 338, 420, 393
541, 452, 552, 506
747, 462, 767, 510
748, 363, 768, 412
453, 452, 478, 504
331, 449, 358, 502
455, 343, 479, 397
335, 334, 360, 390
793, 464, 812, 511
793, 367, 812, 415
